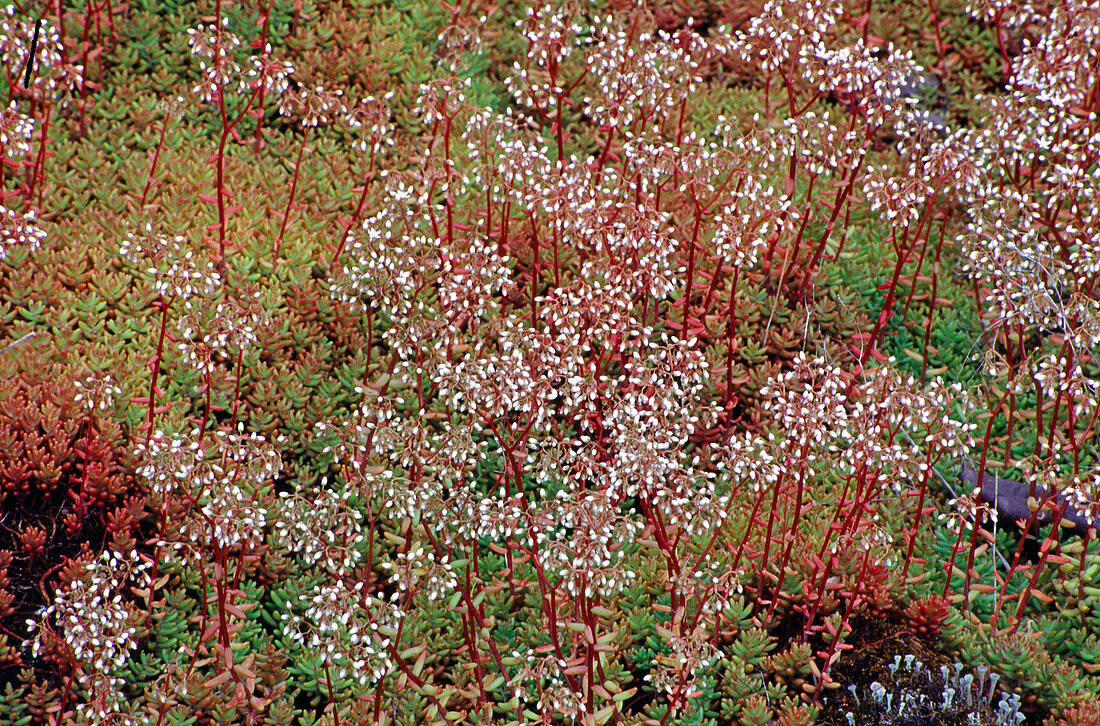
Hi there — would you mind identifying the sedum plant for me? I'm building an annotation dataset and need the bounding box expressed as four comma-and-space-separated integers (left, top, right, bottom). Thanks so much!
0, 0, 1097, 723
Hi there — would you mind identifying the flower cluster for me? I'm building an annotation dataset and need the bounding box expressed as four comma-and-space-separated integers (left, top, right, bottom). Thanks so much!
381, 545, 459, 602
533, 491, 642, 598
175, 288, 270, 372
728, 0, 844, 74
278, 85, 345, 128
136, 425, 279, 557
582, 24, 702, 130
862, 165, 932, 224
645, 622, 722, 702
413, 76, 470, 127
282, 580, 403, 687
344, 92, 396, 154
242, 43, 294, 97
0, 204, 46, 259
0, 101, 35, 159
760, 353, 850, 453
512, 650, 585, 719
73, 373, 122, 413
118, 228, 222, 300
26, 549, 151, 716
271, 478, 365, 574
188, 19, 244, 103
809, 41, 924, 127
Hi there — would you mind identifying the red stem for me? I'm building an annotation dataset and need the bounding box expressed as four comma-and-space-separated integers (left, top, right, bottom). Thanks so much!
273, 126, 309, 268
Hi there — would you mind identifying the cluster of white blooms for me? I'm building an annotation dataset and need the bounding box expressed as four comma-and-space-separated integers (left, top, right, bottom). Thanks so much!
134, 427, 208, 499
202, 427, 278, 549
644, 622, 721, 700
582, 201, 681, 301
619, 133, 681, 186
434, 319, 561, 430
666, 555, 745, 619
594, 333, 722, 498
909, 378, 978, 464
966, 0, 1039, 27
413, 76, 470, 127
186, 18, 240, 60
939, 487, 999, 535
531, 490, 642, 598
381, 545, 459, 602
241, 44, 294, 97
723, 433, 782, 495
278, 85, 345, 127
1063, 472, 1100, 529
118, 227, 222, 299
0, 8, 78, 105
502, 4, 585, 113
1034, 353, 1100, 419
356, 466, 442, 526
845, 364, 975, 493
436, 16, 486, 72
344, 92, 396, 154
0, 101, 35, 158
581, 24, 702, 130
914, 128, 983, 202
1010, 1, 1100, 110
26, 549, 150, 716
318, 394, 494, 531
198, 479, 269, 552
435, 233, 516, 327
710, 182, 790, 269
331, 171, 461, 350
428, 482, 530, 549
809, 41, 924, 127
136, 425, 279, 557
271, 477, 365, 574
773, 110, 861, 177
69, 671, 145, 724
282, 580, 403, 687
728, 0, 844, 74
73, 373, 122, 412
519, 3, 583, 69
316, 391, 398, 467
0, 204, 46, 259
175, 288, 270, 372
510, 647, 587, 720
1062, 293, 1100, 352
862, 164, 932, 224
649, 467, 728, 545
761, 353, 851, 452
958, 200, 1065, 333
462, 105, 551, 205
188, 19, 244, 103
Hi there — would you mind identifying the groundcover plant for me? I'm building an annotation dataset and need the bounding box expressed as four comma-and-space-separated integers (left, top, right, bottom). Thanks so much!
0, 0, 1098, 723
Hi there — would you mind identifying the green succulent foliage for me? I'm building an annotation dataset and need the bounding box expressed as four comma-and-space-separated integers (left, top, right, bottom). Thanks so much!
0, 682, 30, 726
729, 626, 776, 670
939, 607, 1100, 717
880, 303, 984, 385
160, 708, 200, 726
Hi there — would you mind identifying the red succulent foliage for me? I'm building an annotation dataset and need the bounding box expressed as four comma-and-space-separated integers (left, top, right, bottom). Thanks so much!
0, 345, 147, 675
904, 594, 952, 640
